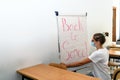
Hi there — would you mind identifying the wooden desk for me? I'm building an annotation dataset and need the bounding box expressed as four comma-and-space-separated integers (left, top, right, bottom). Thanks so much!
108, 45, 120, 49
109, 48, 120, 76
109, 49, 120, 59
17, 64, 100, 80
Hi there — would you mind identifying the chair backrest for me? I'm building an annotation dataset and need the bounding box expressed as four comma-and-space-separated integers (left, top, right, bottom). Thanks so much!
112, 68, 120, 80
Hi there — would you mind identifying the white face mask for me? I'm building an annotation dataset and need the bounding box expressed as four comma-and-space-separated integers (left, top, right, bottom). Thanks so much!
91, 42, 95, 47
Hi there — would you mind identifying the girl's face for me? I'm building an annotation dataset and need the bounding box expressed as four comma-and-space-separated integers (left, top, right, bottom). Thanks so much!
91, 37, 101, 48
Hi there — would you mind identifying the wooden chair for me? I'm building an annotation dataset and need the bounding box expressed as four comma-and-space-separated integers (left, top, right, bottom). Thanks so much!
108, 61, 120, 78
112, 68, 120, 80
108, 61, 120, 67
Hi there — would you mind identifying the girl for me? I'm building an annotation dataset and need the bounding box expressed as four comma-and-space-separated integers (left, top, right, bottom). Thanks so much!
65, 33, 111, 80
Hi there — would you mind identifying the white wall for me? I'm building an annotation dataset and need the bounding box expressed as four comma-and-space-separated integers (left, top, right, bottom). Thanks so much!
0, 0, 112, 80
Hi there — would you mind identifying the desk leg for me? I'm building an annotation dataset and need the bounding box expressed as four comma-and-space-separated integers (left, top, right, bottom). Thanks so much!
22, 75, 33, 80
22, 75, 24, 80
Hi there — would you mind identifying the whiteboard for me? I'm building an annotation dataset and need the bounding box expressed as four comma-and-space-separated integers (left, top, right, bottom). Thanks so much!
57, 15, 89, 64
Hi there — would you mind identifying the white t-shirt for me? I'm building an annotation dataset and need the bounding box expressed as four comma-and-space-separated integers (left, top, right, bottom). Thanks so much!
88, 48, 111, 80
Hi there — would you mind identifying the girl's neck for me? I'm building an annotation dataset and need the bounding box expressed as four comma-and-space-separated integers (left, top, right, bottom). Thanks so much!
96, 46, 103, 50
